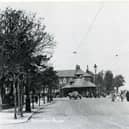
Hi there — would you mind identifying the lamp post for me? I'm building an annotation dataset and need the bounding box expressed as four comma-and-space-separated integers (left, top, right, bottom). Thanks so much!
94, 64, 98, 97
94, 64, 97, 84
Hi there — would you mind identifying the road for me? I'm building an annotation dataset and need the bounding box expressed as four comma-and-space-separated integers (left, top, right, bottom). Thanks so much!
1, 98, 129, 129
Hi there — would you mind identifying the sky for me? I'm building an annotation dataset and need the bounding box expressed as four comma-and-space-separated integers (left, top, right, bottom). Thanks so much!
0, 1, 129, 85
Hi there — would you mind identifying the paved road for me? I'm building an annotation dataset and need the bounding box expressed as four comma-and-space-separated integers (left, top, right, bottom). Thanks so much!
1, 98, 129, 129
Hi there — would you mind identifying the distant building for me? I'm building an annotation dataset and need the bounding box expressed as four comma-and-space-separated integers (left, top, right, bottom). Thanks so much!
56, 65, 96, 97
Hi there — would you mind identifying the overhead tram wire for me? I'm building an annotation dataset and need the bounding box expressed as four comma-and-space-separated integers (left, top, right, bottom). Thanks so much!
73, 2, 104, 54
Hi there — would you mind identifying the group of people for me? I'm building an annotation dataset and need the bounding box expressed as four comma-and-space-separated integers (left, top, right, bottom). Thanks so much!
111, 90, 128, 102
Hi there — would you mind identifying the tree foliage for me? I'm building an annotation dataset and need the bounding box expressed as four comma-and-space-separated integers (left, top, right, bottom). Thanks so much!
0, 8, 55, 70
96, 71, 104, 86
96, 70, 125, 95
113, 75, 125, 89
0, 8, 56, 111
42, 67, 59, 89
96, 71, 105, 94
103, 70, 114, 94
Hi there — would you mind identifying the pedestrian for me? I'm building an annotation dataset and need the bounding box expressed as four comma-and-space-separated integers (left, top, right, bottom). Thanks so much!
111, 92, 116, 102
120, 91, 124, 102
126, 91, 129, 101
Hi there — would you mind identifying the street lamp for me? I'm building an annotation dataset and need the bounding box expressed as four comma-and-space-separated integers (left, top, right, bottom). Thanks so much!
94, 64, 98, 97
94, 64, 97, 84
94, 64, 97, 79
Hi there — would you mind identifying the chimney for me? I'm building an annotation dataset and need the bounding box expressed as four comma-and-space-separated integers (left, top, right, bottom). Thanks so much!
86, 65, 89, 73
75, 64, 80, 71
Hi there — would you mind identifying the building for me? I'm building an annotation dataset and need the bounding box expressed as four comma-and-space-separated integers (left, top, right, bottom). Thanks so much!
56, 65, 96, 97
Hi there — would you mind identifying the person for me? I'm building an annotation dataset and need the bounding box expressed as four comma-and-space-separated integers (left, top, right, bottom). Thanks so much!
126, 91, 129, 101
111, 92, 116, 102
120, 91, 125, 102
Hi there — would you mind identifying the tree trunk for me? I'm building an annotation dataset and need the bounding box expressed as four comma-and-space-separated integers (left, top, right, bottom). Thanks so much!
20, 93, 23, 117
43, 87, 45, 104
0, 89, 2, 110
47, 88, 51, 103
13, 77, 17, 119
47, 88, 49, 103
32, 95, 34, 109
38, 93, 40, 107
116, 87, 119, 94
25, 94, 31, 112
20, 80, 24, 117
50, 87, 53, 102
17, 79, 21, 114
1, 84, 5, 104
25, 75, 31, 112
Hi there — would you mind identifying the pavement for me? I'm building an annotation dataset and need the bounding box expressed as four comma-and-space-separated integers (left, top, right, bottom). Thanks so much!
0, 100, 52, 125
0, 111, 33, 125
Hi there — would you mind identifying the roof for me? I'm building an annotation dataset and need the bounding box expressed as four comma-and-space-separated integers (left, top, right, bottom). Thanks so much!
83, 72, 92, 77
56, 69, 92, 78
56, 70, 75, 77
75, 69, 84, 75
62, 78, 96, 89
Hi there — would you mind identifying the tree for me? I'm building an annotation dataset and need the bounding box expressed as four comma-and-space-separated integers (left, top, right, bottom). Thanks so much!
96, 71, 105, 96
103, 71, 114, 94
0, 8, 55, 114
42, 67, 59, 102
113, 75, 125, 93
